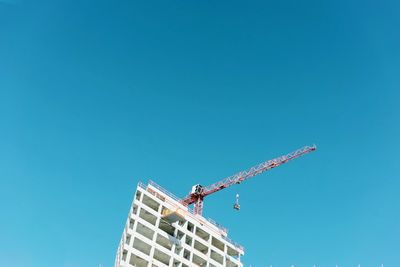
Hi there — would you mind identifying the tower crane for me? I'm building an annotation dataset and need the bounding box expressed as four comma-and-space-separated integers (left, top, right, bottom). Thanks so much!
180, 145, 317, 215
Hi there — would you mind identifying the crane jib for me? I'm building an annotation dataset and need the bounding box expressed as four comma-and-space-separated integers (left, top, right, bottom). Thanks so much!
180, 145, 316, 215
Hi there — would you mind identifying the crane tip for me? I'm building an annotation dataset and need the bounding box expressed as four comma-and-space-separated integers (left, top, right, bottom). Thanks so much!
311, 144, 317, 150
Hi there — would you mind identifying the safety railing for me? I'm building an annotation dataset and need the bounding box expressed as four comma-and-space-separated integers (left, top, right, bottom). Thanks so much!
206, 217, 228, 234
222, 235, 244, 251
148, 180, 186, 205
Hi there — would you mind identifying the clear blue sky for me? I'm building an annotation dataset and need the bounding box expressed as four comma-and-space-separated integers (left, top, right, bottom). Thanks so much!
0, 0, 399, 266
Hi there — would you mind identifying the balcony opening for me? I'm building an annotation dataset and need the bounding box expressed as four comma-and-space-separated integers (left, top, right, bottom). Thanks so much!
226, 258, 239, 267
174, 245, 183, 255
129, 254, 148, 267
132, 237, 151, 255
156, 234, 173, 250
159, 219, 175, 236
125, 234, 131, 245
135, 191, 142, 201
187, 222, 194, 232
129, 218, 135, 229
153, 248, 171, 266
185, 235, 192, 246
172, 259, 181, 267
177, 218, 186, 226
132, 204, 139, 215
139, 208, 157, 225
142, 194, 160, 212
176, 230, 184, 240
227, 245, 239, 259
211, 249, 224, 265
136, 222, 155, 241
122, 250, 127, 261
192, 253, 207, 266
194, 240, 208, 255
183, 249, 191, 261
195, 226, 210, 242
212, 237, 225, 252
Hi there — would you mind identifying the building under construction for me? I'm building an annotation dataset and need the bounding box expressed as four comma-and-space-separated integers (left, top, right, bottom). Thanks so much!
114, 145, 316, 267
114, 181, 244, 267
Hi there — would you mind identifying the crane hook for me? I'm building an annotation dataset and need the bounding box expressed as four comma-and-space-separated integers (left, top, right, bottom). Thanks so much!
233, 193, 240, 210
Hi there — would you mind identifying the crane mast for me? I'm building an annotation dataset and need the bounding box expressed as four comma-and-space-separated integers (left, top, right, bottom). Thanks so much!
181, 145, 317, 215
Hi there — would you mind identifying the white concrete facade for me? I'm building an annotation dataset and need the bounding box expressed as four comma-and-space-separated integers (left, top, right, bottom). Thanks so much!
115, 181, 244, 267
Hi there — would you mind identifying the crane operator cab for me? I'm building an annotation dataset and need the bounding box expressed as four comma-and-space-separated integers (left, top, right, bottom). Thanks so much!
191, 184, 204, 195
233, 193, 240, 210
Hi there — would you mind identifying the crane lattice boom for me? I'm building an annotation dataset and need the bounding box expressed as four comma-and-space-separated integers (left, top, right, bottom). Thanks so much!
181, 145, 317, 215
